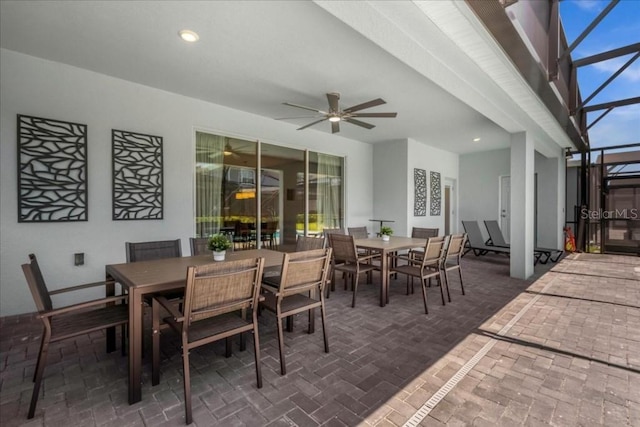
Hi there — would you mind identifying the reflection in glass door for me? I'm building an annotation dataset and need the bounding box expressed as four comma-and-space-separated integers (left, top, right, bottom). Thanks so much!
195, 131, 344, 251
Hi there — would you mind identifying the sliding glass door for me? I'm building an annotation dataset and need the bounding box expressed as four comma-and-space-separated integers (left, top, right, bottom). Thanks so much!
195, 131, 344, 250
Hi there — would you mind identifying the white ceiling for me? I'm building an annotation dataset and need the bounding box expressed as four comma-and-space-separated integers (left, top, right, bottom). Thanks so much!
0, 0, 513, 153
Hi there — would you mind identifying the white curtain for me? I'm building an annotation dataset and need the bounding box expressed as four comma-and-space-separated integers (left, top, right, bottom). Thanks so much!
317, 153, 342, 230
195, 132, 224, 237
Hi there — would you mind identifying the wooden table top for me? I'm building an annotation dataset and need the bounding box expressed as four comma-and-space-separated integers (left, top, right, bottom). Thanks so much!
354, 236, 426, 251
106, 249, 284, 291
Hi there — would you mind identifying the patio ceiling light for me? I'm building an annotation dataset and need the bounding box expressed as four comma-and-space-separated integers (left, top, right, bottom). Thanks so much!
179, 30, 199, 42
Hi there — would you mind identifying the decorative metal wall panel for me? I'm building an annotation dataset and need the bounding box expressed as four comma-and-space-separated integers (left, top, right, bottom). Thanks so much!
112, 130, 163, 220
17, 115, 88, 222
414, 168, 427, 216
430, 171, 441, 216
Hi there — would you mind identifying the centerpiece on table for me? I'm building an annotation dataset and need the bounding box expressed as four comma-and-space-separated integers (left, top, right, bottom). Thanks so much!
207, 234, 232, 261
380, 226, 393, 242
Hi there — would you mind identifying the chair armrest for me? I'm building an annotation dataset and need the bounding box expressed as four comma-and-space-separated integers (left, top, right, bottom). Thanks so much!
389, 254, 421, 264
39, 295, 128, 318
48, 280, 112, 295
357, 253, 381, 262
153, 296, 184, 322
260, 283, 279, 295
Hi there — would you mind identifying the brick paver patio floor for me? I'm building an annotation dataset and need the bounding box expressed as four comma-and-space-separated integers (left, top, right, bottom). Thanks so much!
1, 252, 638, 426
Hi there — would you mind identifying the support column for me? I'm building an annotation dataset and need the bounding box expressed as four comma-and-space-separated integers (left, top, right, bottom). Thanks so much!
510, 132, 535, 279
555, 148, 567, 249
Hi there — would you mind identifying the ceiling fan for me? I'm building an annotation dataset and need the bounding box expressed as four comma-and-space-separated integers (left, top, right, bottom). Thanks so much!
279, 92, 397, 133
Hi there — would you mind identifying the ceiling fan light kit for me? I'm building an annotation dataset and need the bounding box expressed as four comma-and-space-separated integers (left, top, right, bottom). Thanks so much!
280, 92, 397, 133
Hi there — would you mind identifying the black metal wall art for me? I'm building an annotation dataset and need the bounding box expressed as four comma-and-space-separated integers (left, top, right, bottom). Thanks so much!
430, 171, 441, 216
112, 130, 163, 220
17, 115, 88, 222
414, 168, 427, 216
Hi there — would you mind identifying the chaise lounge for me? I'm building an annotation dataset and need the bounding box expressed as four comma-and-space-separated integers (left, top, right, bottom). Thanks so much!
484, 220, 563, 264
461, 220, 512, 258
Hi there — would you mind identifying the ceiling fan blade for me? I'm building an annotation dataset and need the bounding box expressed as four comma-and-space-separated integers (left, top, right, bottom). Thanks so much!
275, 115, 324, 120
344, 118, 375, 129
349, 112, 397, 118
283, 102, 327, 114
297, 118, 329, 131
327, 93, 340, 112
331, 121, 340, 134
343, 98, 386, 113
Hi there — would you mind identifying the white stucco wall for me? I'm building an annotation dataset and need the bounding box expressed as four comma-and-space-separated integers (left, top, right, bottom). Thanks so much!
459, 148, 511, 241
371, 139, 459, 237
460, 147, 565, 249
406, 139, 459, 237
372, 140, 408, 236
0, 49, 375, 316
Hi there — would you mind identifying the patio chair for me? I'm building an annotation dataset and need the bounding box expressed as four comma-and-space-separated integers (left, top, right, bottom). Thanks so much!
189, 237, 209, 256
442, 233, 467, 296
412, 227, 439, 238
389, 236, 448, 314
484, 220, 563, 264
461, 221, 512, 258
409, 227, 439, 259
328, 233, 380, 307
125, 239, 182, 262
347, 226, 368, 239
151, 257, 265, 425
126, 239, 184, 354
22, 254, 128, 419
295, 235, 325, 252
323, 228, 346, 295
260, 248, 332, 375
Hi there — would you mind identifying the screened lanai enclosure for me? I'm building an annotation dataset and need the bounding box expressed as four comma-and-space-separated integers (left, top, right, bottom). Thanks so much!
566, 143, 640, 255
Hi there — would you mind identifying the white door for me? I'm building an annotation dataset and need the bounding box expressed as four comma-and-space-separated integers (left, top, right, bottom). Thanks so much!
500, 175, 510, 242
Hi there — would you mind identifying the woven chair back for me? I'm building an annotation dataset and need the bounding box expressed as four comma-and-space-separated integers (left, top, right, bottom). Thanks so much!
421, 236, 447, 268
445, 234, 467, 260
183, 257, 264, 325
347, 226, 368, 239
295, 236, 325, 252
126, 239, 182, 263
323, 228, 345, 246
23, 254, 53, 313
412, 227, 439, 238
279, 248, 332, 297
189, 237, 210, 256
328, 234, 358, 263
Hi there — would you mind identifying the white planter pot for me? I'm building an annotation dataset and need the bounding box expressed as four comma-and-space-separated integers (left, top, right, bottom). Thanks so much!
213, 250, 226, 261
382, 235, 390, 242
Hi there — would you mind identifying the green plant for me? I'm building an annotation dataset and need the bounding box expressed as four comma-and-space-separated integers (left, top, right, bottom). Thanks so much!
207, 234, 232, 252
380, 226, 393, 236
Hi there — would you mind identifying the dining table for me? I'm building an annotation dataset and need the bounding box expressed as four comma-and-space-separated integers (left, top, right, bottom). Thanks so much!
105, 248, 284, 405
353, 236, 427, 307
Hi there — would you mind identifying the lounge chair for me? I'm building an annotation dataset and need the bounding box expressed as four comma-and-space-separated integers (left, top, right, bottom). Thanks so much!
484, 220, 563, 264
461, 220, 512, 258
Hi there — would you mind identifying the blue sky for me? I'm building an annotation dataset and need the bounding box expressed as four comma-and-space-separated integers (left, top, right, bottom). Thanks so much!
559, 0, 640, 148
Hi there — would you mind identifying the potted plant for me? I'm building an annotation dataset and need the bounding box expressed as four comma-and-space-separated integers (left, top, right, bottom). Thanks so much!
207, 234, 232, 261
380, 226, 393, 242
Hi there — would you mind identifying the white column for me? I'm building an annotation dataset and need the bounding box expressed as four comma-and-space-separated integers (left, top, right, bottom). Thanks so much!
555, 148, 567, 249
510, 132, 535, 279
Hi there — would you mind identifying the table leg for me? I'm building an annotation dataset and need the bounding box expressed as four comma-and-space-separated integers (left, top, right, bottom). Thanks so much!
380, 249, 387, 307
105, 276, 116, 353
128, 289, 143, 404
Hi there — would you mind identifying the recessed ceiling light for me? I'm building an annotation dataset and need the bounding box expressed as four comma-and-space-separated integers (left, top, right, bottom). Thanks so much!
473, 137, 481, 142
179, 30, 199, 42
